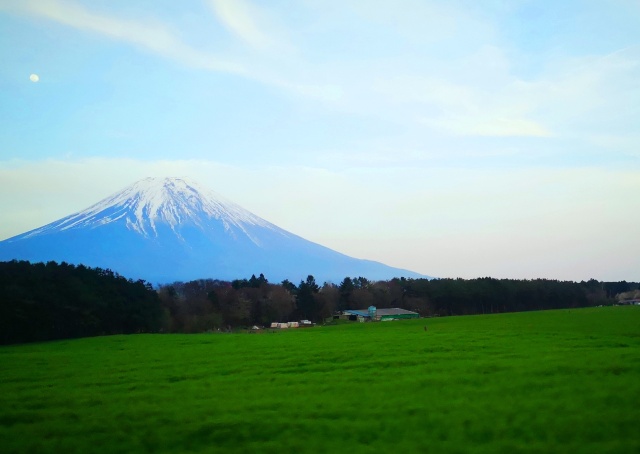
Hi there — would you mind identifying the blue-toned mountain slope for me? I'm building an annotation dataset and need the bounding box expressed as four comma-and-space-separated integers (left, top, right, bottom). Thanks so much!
0, 177, 428, 285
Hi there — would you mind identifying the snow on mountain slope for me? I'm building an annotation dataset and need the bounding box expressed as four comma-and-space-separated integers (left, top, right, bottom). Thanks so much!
0, 177, 428, 284
19, 177, 280, 245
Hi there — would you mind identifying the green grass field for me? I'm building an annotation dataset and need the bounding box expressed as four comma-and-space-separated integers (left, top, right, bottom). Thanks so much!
1, 306, 639, 453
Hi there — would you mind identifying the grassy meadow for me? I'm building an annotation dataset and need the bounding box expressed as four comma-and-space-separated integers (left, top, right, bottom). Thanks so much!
1, 306, 639, 453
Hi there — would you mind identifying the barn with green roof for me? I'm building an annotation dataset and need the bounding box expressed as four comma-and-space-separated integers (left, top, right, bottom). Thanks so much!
342, 306, 419, 321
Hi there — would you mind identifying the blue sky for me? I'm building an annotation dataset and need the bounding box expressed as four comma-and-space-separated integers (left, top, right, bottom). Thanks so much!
1, 0, 639, 281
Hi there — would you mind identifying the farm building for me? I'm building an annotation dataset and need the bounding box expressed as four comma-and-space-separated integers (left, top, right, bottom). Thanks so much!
269, 320, 315, 328
342, 306, 419, 321
617, 299, 640, 306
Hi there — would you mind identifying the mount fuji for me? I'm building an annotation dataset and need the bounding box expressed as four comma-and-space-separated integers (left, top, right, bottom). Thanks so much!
0, 177, 428, 285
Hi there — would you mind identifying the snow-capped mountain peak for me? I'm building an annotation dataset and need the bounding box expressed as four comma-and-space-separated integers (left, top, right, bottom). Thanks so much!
21, 177, 276, 242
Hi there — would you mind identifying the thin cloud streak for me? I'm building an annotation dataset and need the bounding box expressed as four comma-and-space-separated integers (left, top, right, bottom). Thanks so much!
207, 0, 288, 53
5, 0, 246, 74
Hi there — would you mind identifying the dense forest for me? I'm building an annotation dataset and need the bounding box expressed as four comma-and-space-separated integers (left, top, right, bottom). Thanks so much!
1, 260, 638, 344
0, 261, 164, 344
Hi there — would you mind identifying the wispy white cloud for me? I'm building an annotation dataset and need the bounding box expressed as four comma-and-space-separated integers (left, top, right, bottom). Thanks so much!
1, 0, 637, 147
2, 0, 246, 75
370, 69, 553, 138
5, 0, 635, 142
424, 114, 552, 138
207, 0, 291, 54
533, 46, 640, 136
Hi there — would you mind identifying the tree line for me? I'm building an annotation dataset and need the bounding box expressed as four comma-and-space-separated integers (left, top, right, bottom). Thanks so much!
1, 260, 637, 343
160, 274, 637, 332
0, 260, 164, 344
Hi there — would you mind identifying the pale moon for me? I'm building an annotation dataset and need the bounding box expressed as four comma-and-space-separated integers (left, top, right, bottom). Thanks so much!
29, 74, 40, 83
